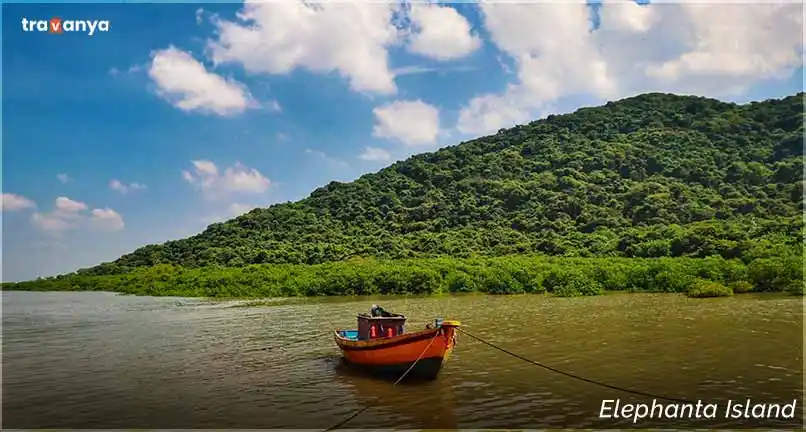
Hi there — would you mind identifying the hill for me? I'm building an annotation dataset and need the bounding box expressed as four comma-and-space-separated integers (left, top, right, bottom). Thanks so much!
4, 92, 803, 297
93, 92, 803, 273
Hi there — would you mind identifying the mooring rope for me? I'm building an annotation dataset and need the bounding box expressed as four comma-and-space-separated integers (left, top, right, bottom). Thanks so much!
456, 327, 696, 404
323, 330, 442, 431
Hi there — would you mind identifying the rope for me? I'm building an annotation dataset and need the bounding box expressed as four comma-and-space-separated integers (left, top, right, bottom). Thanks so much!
457, 328, 696, 404
324, 330, 443, 431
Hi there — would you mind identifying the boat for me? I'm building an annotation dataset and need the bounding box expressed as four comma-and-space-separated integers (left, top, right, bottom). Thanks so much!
334, 307, 461, 381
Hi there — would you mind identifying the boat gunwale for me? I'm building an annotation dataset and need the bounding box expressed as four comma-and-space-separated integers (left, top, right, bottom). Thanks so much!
333, 327, 442, 351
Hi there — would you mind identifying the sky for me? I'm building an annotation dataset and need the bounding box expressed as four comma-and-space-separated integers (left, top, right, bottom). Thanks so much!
1, 0, 803, 282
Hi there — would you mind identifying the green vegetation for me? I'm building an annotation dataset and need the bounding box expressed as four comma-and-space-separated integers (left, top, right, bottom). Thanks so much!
2, 92, 803, 297
728, 280, 754, 294
4, 255, 802, 298
686, 280, 733, 298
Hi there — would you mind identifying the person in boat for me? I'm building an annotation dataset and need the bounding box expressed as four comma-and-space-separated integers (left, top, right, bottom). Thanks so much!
370, 304, 394, 317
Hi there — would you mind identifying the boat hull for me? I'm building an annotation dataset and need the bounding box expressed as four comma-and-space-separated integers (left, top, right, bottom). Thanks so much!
340, 355, 447, 381
334, 323, 459, 381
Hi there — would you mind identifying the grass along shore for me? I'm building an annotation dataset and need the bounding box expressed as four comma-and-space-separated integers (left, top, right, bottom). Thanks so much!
3, 254, 802, 299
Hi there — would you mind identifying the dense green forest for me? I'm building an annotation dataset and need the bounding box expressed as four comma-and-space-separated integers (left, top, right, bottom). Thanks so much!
4, 92, 804, 297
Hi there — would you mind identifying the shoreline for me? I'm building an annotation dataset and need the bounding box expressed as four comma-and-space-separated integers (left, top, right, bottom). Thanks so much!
3, 254, 802, 299
2, 287, 801, 304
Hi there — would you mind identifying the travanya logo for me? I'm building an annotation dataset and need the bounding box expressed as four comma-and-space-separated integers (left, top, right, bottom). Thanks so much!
21, 17, 110, 36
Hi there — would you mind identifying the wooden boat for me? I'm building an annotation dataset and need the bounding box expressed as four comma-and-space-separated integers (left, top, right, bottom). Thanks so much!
334, 311, 461, 381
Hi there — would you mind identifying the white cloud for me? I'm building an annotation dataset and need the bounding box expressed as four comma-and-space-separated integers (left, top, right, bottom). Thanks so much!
373, 100, 441, 147
266, 99, 282, 113
407, 3, 481, 61
31, 212, 75, 232
110, 179, 147, 194
55, 196, 87, 213
642, 5, 801, 84
111, 64, 143, 76
32, 197, 88, 232
183, 160, 271, 200
57, 173, 70, 183
90, 208, 125, 231
199, 202, 259, 225
206, 1, 403, 95
148, 46, 256, 116
393, 64, 478, 76
457, 90, 532, 135
359, 147, 392, 162
393, 65, 438, 76
2, 193, 36, 212
228, 202, 256, 217
457, 1, 803, 136
30, 197, 123, 234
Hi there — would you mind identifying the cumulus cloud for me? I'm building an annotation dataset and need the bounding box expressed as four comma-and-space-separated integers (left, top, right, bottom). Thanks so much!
207, 1, 403, 95
54, 196, 87, 213
57, 173, 70, 183
406, 3, 481, 61
198, 202, 259, 226
110, 179, 147, 195
90, 208, 125, 231
32, 197, 86, 231
359, 147, 392, 162
148, 46, 256, 116
30, 197, 123, 233
228, 202, 256, 217
2, 193, 36, 212
183, 160, 271, 200
31, 212, 75, 232
373, 100, 441, 146
457, 1, 803, 135
457, 91, 533, 136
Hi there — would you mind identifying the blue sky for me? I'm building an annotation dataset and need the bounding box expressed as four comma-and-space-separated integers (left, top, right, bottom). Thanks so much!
2, 1, 803, 282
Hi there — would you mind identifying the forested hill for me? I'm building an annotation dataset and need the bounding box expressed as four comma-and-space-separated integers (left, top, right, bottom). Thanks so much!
85, 92, 804, 276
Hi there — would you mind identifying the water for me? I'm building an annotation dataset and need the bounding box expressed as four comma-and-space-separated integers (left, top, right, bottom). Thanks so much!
2, 291, 802, 429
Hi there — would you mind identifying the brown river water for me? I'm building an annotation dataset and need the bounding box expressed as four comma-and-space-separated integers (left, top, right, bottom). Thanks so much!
2, 291, 803, 429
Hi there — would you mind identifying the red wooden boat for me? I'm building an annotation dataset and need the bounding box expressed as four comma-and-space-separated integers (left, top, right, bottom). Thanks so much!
334, 307, 460, 381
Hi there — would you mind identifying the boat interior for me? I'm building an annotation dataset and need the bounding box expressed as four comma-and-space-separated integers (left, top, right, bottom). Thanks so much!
337, 330, 360, 340
338, 314, 408, 341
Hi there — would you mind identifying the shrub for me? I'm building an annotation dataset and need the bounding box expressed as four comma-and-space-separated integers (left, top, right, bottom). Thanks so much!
786, 281, 804, 296
2, 254, 796, 299
748, 256, 803, 292
405, 268, 442, 294
650, 270, 695, 293
476, 268, 524, 294
686, 280, 733, 298
728, 281, 754, 294
543, 269, 603, 297
446, 272, 476, 293
591, 265, 630, 291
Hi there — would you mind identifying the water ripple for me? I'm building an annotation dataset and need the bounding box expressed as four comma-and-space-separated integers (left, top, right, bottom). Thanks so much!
2, 291, 802, 429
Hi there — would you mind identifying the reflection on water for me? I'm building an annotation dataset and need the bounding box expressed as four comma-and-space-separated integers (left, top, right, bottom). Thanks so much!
333, 357, 460, 429
2, 291, 802, 429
